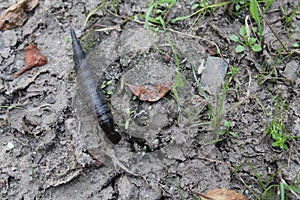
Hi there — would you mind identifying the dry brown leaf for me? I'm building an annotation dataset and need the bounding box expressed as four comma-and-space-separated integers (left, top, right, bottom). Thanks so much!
126, 82, 173, 102
198, 188, 248, 200
14, 43, 47, 77
0, 0, 39, 31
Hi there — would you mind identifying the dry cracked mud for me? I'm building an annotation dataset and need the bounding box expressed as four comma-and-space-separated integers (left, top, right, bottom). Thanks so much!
0, 0, 299, 199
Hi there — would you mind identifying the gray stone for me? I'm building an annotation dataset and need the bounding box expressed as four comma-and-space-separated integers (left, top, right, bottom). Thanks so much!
45, 94, 56, 104
201, 56, 229, 95
284, 60, 299, 80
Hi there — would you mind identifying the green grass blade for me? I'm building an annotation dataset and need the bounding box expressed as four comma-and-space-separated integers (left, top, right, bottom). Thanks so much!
0, 105, 24, 109
250, 0, 262, 41
145, 0, 176, 52
286, 2, 300, 24
280, 182, 285, 200
171, 1, 230, 23
263, 0, 274, 13
83, 4, 104, 27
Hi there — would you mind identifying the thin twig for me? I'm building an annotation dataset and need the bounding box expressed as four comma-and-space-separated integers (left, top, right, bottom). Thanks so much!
257, 4, 288, 52
110, 154, 139, 176
246, 68, 252, 98
288, 140, 293, 167
199, 154, 234, 171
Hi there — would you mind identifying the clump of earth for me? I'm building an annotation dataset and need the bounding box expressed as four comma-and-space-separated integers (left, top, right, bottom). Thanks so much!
0, 0, 299, 199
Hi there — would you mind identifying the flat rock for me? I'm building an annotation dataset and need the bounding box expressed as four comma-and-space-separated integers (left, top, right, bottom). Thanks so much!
201, 56, 229, 95
284, 60, 299, 80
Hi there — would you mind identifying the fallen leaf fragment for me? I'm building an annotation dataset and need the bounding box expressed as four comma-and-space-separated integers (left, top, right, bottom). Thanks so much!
196, 188, 248, 200
122, 58, 176, 102
15, 43, 47, 77
126, 82, 173, 102
0, 0, 39, 31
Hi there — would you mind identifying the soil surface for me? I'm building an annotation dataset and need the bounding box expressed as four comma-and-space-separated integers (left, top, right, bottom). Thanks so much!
0, 0, 299, 199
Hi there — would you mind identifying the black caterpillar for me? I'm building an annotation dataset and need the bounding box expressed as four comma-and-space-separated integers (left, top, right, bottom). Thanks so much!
70, 29, 121, 144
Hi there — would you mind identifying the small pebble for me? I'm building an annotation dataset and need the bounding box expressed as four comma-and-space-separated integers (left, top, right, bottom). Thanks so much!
45, 94, 56, 104
7, 142, 14, 150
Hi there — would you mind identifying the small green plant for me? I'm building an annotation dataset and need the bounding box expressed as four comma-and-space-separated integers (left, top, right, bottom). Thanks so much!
124, 108, 134, 130
170, 1, 230, 23
219, 120, 238, 137
265, 118, 289, 150
145, 0, 176, 30
144, 0, 177, 54
231, 0, 246, 12
65, 36, 71, 43
264, 96, 300, 150
191, 0, 207, 10
292, 42, 300, 48
100, 80, 113, 95
264, 96, 288, 149
229, 0, 271, 53
280, 2, 300, 27
230, 25, 262, 53
227, 0, 251, 19
227, 65, 239, 77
